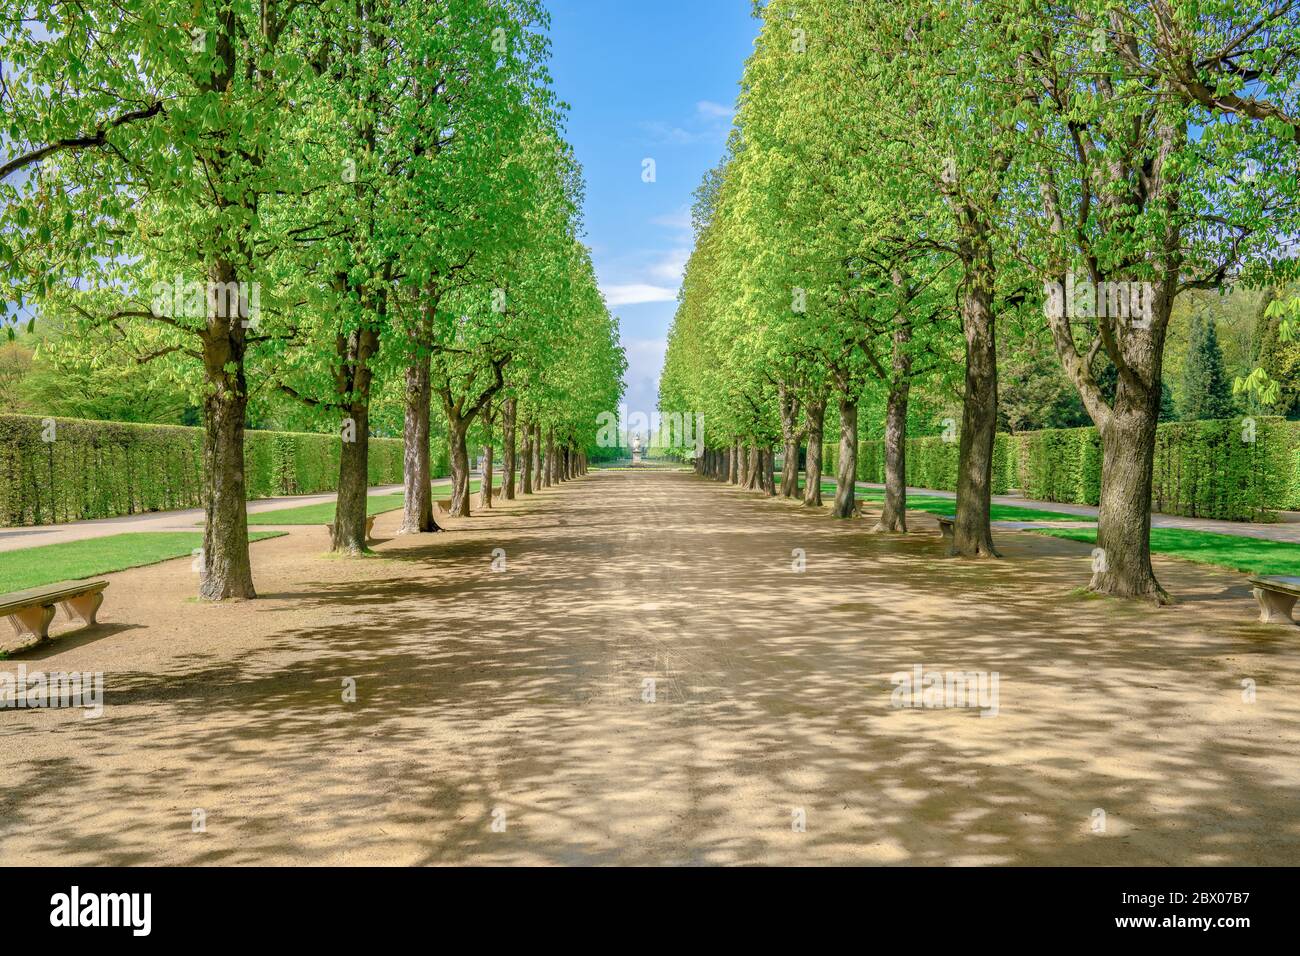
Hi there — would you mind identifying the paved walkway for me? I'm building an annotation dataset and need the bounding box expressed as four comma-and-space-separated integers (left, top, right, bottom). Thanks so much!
2, 469, 1297, 864
857, 482, 1300, 544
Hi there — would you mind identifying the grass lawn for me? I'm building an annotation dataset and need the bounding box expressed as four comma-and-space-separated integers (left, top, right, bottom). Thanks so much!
246, 477, 503, 526
0, 531, 285, 593
247, 493, 407, 526
794, 480, 1092, 523
1033, 526, 1300, 577
854, 487, 1092, 523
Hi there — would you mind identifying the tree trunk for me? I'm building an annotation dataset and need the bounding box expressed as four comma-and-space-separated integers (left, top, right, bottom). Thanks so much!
532, 422, 542, 488
542, 428, 553, 486
803, 397, 826, 507
876, 382, 910, 533
781, 440, 799, 497
199, 334, 255, 600
479, 442, 494, 509
952, 250, 999, 557
1092, 358, 1175, 606
778, 384, 802, 497
520, 418, 530, 494
730, 438, 740, 483
762, 447, 777, 496
400, 351, 439, 533
331, 320, 379, 556
333, 402, 371, 555
449, 420, 471, 517
502, 397, 517, 500
832, 396, 858, 518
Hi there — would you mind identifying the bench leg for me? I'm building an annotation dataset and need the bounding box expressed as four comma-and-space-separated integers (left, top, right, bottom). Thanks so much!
1253, 587, 1298, 625
61, 591, 104, 627
8, 604, 56, 641
940, 525, 954, 552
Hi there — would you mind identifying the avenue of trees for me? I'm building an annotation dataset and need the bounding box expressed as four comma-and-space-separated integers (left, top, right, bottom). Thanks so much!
1, 0, 625, 599
660, 0, 1300, 603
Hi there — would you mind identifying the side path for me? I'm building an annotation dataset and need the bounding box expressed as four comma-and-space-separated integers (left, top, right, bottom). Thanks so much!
1, 481, 415, 553
852, 481, 1300, 544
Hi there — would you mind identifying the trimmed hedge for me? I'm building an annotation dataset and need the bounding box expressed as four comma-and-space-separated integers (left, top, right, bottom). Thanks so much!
0, 414, 409, 526
851, 433, 1015, 495
856, 416, 1299, 521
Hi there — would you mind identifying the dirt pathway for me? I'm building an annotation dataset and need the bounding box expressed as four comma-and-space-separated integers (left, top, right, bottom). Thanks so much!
1, 468, 1297, 864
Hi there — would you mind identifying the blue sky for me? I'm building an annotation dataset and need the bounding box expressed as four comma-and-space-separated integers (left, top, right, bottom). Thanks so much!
545, 0, 760, 418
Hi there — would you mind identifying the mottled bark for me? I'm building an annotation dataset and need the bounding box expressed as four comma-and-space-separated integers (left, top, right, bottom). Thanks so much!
400, 350, 439, 534
502, 397, 517, 500
952, 239, 999, 557
331, 321, 380, 555
479, 407, 494, 509
333, 401, 371, 555
744, 444, 760, 490
876, 318, 913, 533
803, 397, 826, 507
544, 427, 555, 487
778, 383, 803, 498
531, 422, 542, 488
875, 382, 910, 533
522, 420, 534, 494
448, 420, 471, 517
199, 283, 255, 600
831, 396, 858, 518
479, 443, 493, 509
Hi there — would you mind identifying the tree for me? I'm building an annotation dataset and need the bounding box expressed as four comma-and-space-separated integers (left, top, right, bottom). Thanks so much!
1181, 312, 1234, 421
1016, 1, 1294, 602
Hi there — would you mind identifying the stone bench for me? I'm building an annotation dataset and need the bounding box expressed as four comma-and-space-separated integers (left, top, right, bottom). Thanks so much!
2, 580, 108, 643
1249, 575, 1300, 626
936, 515, 955, 547
324, 514, 376, 540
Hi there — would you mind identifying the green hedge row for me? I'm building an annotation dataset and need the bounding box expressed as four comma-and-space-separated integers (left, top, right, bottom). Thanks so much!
851, 433, 1016, 496
854, 416, 1299, 521
0, 414, 414, 526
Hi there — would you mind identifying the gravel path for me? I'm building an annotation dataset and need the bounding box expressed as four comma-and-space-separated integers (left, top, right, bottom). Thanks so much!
1, 469, 1297, 864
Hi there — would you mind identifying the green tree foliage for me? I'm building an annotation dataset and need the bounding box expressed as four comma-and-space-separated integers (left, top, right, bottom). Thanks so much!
1, 1, 623, 594
661, 0, 1300, 604
1181, 313, 1234, 421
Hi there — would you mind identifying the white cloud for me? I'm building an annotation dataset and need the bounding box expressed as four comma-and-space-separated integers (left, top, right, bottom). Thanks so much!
640, 101, 736, 146
602, 283, 679, 306
640, 120, 698, 145
697, 100, 734, 120
650, 207, 692, 232
647, 247, 690, 284
621, 338, 669, 415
